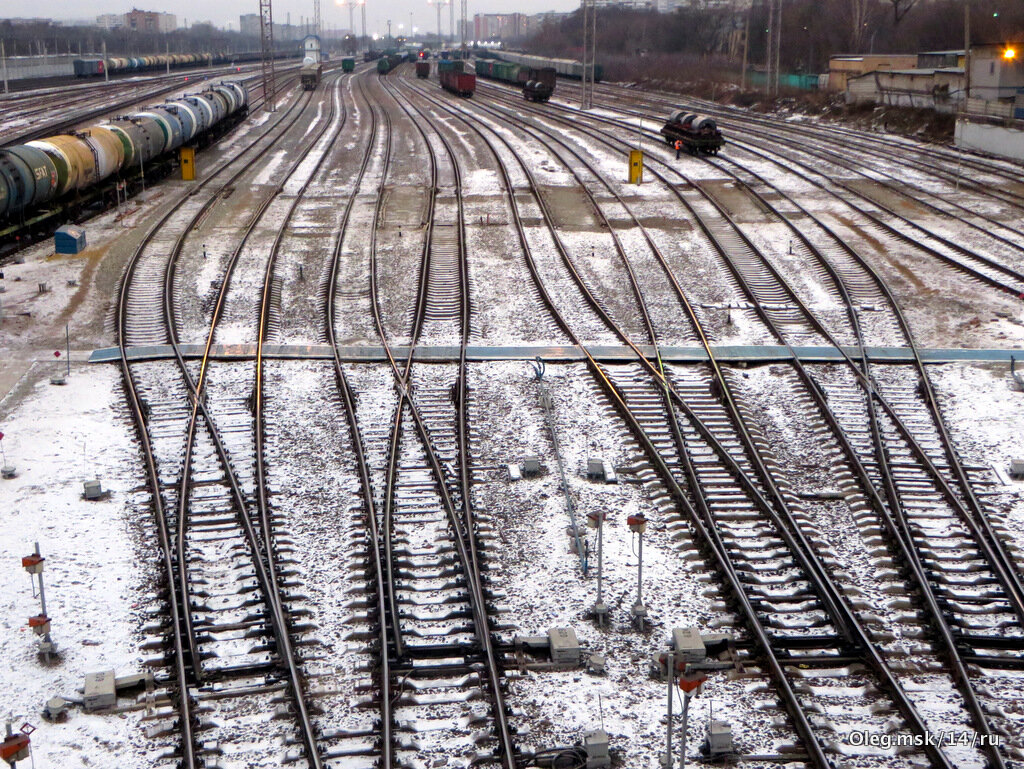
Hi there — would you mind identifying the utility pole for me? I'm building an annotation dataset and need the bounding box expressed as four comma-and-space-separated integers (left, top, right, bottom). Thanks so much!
764, 0, 773, 96
314, 0, 322, 38
102, 39, 108, 82
460, 0, 466, 53
448, 0, 454, 44
962, 2, 970, 102
1, 40, 8, 94
740, 11, 749, 90
361, 0, 367, 50
259, 0, 277, 111
580, 0, 593, 109
773, 0, 781, 95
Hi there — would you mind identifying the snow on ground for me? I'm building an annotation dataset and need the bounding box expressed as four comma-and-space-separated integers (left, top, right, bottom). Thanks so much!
0, 364, 155, 768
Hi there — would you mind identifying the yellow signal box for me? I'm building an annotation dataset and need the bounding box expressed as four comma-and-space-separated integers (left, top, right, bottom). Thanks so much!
180, 147, 195, 181
629, 149, 644, 185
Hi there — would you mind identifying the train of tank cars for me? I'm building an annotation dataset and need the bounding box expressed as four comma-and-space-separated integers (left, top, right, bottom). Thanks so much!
72, 50, 295, 77
0, 82, 249, 241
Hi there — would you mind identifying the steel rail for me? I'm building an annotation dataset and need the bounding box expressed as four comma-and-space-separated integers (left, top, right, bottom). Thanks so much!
582, 79, 1024, 211
324, 70, 395, 768
493, 82, 1024, 632
251, 70, 355, 769
488, 84, 1012, 767
375, 69, 518, 769
470, 82, 966, 769
112, 72, 312, 769
399, 74, 848, 769
388, 71, 520, 769
557, 85, 1024, 298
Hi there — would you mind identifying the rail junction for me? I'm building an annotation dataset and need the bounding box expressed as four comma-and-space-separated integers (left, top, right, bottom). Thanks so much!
1, 56, 1023, 769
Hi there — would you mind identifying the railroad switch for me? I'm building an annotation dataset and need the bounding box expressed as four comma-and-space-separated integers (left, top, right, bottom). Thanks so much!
583, 729, 611, 769
512, 627, 583, 669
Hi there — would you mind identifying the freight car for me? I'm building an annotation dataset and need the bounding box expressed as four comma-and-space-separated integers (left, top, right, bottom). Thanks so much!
0, 81, 248, 229
486, 50, 602, 82
376, 54, 402, 74
659, 111, 725, 155
72, 50, 295, 78
439, 60, 475, 97
341, 57, 355, 72
415, 60, 430, 79
300, 58, 322, 90
522, 67, 556, 102
74, 53, 214, 77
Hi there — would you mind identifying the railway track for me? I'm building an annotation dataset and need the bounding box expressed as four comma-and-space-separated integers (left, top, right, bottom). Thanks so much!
114, 73, 351, 768
0, 62, 298, 146
404, 70, 1024, 766
487, 79, 1024, 764
551, 81, 1024, 300
89, 60, 1024, 768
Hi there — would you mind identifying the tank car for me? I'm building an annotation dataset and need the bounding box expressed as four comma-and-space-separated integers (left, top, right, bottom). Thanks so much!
523, 67, 556, 102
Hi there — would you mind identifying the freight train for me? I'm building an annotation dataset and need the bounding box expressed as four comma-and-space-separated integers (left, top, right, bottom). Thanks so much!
376, 54, 403, 74
0, 82, 249, 226
300, 58, 322, 90
72, 50, 295, 78
415, 60, 430, 79
660, 111, 725, 155
438, 60, 475, 97
484, 50, 603, 82
475, 60, 555, 102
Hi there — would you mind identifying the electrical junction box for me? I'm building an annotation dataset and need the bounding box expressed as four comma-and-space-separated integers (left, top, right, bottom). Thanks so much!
708, 720, 734, 756
583, 729, 611, 768
548, 627, 580, 664
84, 670, 117, 710
672, 627, 706, 662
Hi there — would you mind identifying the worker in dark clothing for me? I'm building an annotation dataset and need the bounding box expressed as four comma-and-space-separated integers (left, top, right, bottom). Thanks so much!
675, 139, 683, 159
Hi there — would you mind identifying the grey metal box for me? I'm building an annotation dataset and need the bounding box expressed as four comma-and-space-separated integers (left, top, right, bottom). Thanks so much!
708, 720, 733, 755
672, 627, 706, 662
583, 728, 611, 768
522, 457, 541, 476
84, 480, 103, 500
587, 458, 606, 479
1010, 459, 1024, 479
548, 627, 580, 664
84, 670, 117, 710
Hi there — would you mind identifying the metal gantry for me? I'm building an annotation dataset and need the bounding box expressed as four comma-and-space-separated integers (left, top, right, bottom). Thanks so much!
259, 0, 277, 111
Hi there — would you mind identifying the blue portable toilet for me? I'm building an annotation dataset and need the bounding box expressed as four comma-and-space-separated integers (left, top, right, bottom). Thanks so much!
55, 225, 86, 254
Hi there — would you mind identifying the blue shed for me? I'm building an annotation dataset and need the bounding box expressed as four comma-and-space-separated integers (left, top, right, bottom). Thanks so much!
55, 225, 86, 254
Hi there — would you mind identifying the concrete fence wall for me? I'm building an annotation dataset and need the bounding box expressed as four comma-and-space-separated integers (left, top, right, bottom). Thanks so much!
955, 118, 1024, 162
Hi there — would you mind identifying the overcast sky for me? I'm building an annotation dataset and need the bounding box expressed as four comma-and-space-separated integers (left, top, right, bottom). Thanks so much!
30, 0, 579, 39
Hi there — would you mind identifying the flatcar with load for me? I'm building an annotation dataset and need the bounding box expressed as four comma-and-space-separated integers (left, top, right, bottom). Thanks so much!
523, 67, 556, 102
660, 111, 725, 155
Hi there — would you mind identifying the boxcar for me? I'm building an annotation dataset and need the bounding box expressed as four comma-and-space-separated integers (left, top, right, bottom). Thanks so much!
415, 60, 430, 79
341, 57, 355, 72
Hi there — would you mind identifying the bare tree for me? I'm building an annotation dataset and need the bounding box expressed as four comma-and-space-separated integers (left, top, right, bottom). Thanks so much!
889, 0, 922, 24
